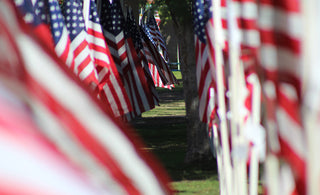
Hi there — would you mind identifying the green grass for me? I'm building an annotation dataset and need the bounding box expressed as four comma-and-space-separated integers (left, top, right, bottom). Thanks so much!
142, 71, 185, 117
142, 100, 186, 117
133, 117, 218, 194
171, 177, 220, 195
172, 71, 182, 81
131, 71, 219, 194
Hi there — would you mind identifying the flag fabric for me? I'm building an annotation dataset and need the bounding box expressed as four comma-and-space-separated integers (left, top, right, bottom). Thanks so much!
140, 11, 177, 86
85, 0, 132, 117
148, 63, 174, 90
99, 0, 127, 76
226, 0, 263, 165
137, 28, 174, 89
220, 0, 260, 62
259, 0, 306, 194
0, 1, 173, 194
225, 0, 261, 126
144, 12, 169, 62
140, 32, 170, 85
60, 0, 99, 91
17, 0, 131, 118
100, 0, 156, 119
125, 7, 160, 106
139, 9, 175, 89
140, 27, 177, 86
192, 0, 217, 126
154, 10, 161, 28
33, 0, 75, 68
0, 85, 109, 195
15, 0, 74, 67
14, 0, 56, 48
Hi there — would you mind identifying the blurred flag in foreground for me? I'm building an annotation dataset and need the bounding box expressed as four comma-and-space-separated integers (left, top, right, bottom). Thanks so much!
259, 0, 306, 194
0, 0, 172, 194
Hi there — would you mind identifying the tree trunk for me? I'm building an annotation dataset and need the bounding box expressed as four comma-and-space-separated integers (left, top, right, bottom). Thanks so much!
174, 23, 211, 163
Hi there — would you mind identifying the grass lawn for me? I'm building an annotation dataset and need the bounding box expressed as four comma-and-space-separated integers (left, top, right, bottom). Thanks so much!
131, 71, 219, 194
131, 70, 265, 194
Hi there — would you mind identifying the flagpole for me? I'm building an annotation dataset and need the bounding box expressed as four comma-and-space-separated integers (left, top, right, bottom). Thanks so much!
226, 0, 249, 194
96, 0, 101, 16
213, 124, 226, 195
247, 74, 261, 195
301, 1, 320, 195
83, 0, 90, 30
211, 0, 233, 194
265, 154, 280, 195
177, 43, 180, 71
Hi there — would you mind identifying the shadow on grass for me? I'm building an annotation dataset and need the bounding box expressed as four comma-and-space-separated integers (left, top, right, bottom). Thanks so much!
131, 71, 217, 187
131, 116, 217, 182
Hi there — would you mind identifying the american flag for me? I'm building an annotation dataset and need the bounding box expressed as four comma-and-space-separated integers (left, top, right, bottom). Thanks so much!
144, 12, 169, 62
125, 7, 160, 106
259, 0, 306, 193
231, 0, 261, 124
60, 0, 99, 91
139, 10, 175, 89
100, 0, 156, 119
14, 0, 74, 68
192, 0, 217, 125
140, 30, 169, 84
223, 0, 260, 76
0, 86, 109, 195
85, 0, 132, 117
220, 0, 260, 56
33, 0, 75, 68
137, 27, 173, 89
154, 10, 161, 28
140, 27, 177, 86
0, 1, 173, 193
148, 63, 174, 89
141, 9, 177, 86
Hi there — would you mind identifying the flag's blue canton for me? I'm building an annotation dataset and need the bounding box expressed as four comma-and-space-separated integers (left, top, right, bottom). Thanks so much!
143, 15, 157, 46
34, 0, 65, 45
192, 0, 211, 43
14, 0, 41, 26
100, 0, 125, 36
34, 0, 49, 23
142, 26, 155, 45
125, 8, 143, 50
89, 0, 100, 23
99, 0, 110, 28
60, 0, 86, 40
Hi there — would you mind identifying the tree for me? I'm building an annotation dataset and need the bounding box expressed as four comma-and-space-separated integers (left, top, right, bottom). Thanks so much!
124, 0, 212, 163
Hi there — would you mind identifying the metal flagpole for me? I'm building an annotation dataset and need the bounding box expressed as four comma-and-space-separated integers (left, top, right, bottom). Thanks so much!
226, 0, 248, 194
213, 124, 226, 195
177, 43, 180, 71
302, 1, 320, 195
83, 0, 90, 31
96, 0, 101, 16
211, 0, 233, 194
247, 74, 261, 195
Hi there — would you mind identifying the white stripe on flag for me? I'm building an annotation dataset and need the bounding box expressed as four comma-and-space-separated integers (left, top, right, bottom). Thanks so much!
16, 35, 166, 195
259, 6, 302, 39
